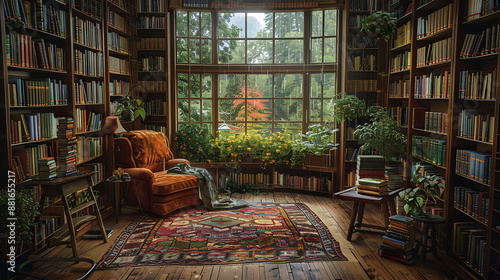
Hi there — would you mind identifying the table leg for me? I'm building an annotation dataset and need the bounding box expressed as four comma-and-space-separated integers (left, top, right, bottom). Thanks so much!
347, 201, 359, 241
132, 182, 143, 215
114, 182, 120, 224
430, 225, 437, 257
382, 201, 389, 228
421, 223, 430, 261
61, 195, 78, 258
388, 197, 397, 216
356, 202, 365, 229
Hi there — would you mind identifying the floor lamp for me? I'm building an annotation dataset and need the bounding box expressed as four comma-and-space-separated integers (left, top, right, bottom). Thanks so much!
101, 116, 126, 173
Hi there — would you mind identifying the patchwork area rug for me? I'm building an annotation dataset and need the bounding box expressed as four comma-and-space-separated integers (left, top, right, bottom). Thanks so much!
97, 203, 346, 268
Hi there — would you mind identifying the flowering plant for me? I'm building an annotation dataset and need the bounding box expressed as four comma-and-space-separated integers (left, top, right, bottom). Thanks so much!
175, 125, 216, 162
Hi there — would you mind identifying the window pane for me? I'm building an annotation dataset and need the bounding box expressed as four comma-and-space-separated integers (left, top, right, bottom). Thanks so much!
218, 40, 245, 64
218, 99, 239, 121
218, 13, 245, 38
312, 11, 323, 37
201, 12, 211, 37
176, 11, 188, 37
274, 74, 302, 98
275, 12, 304, 38
178, 99, 189, 121
325, 10, 337, 36
274, 99, 302, 121
247, 40, 272, 64
201, 39, 212, 64
203, 100, 212, 121
189, 39, 200, 63
310, 99, 322, 122
247, 99, 271, 121
275, 39, 303, 64
248, 74, 272, 98
311, 38, 323, 63
202, 74, 212, 98
177, 73, 189, 98
323, 73, 336, 98
190, 100, 200, 121
310, 74, 322, 98
275, 123, 301, 136
323, 99, 335, 122
247, 123, 272, 134
189, 12, 200, 37
176, 38, 188, 63
248, 13, 272, 38
190, 74, 200, 97
324, 37, 336, 63
219, 74, 245, 98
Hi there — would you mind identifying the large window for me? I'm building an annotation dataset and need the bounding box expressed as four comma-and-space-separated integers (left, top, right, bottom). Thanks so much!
175, 10, 338, 134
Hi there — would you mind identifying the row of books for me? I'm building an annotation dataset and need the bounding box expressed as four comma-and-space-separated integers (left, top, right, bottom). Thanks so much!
454, 186, 489, 223
77, 136, 102, 163
390, 50, 411, 73
138, 37, 165, 50
144, 99, 167, 115
346, 79, 377, 92
273, 171, 333, 193
347, 33, 377, 49
5, 0, 67, 37
75, 79, 103, 104
452, 223, 486, 276
138, 16, 165, 29
109, 56, 130, 74
390, 106, 408, 127
72, 0, 103, 19
73, 17, 102, 50
8, 78, 68, 106
348, 15, 367, 28
144, 124, 166, 135
109, 0, 127, 10
139, 56, 165, 71
464, 0, 499, 21
138, 80, 167, 92
412, 135, 447, 167
219, 172, 270, 188
108, 10, 126, 32
416, 4, 453, 39
136, 0, 165, 12
349, 0, 379, 10
379, 215, 414, 265
345, 147, 377, 162
389, 79, 410, 98
393, 22, 410, 49
413, 108, 448, 134
74, 49, 103, 77
416, 38, 452, 67
108, 32, 129, 54
38, 157, 57, 180
458, 70, 496, 100
347, 54, 377, 71
392, 1, 412, 20
11, 113, 57, 143
456, 149, 492, 184
109, 80, 130, 96
12, 143, 51, 182
414, 71, 451, 99
458, 110, 495, 143
6, 34, 66, 71
75, 109, 103, 133
461, 24, 500, 58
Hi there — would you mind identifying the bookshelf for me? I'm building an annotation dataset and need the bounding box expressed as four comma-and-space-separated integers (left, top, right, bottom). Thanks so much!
383, 0, 500, 279
340, 0, 385, 190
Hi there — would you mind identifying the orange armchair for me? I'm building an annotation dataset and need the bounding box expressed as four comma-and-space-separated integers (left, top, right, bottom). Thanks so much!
114, 130, 202, 215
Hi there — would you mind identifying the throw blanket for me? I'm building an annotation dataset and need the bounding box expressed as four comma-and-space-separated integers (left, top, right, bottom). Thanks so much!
167, 163, 248, 210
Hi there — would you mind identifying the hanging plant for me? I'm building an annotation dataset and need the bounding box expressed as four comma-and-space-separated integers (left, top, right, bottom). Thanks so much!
331, 92, 367, 123
361, 11, 397, 42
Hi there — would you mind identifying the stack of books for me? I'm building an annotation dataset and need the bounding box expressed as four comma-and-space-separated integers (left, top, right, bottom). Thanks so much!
356, 155, 386, 184
379, 215, 415, 264
57, 117, 78, 177
385, 163, 405, 190
357, 178, 389, 196
37, 157, 57, 180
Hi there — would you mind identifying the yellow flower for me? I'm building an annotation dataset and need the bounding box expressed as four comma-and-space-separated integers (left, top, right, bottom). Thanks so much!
269, 141, 273, 144
276, 150, 281, 153
262, 145, 265, 148
288, 141, 292, 144
278, 146, 281, 148
247, 148, 252, 151
238, 159, 242, 162
207, 159, 211, 163
266, 153, 271, 156
260, 141, 263, 143
227, 147, 231, 150
228, 141, 232, 143
238, 145, 241, 148
262, 159, 265, 162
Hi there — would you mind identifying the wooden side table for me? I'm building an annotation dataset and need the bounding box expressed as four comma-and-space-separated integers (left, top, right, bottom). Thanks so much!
109, 178, 143, 223
334, 187, 403, 241
412, 214, 446, 261
33, 172, 108, 258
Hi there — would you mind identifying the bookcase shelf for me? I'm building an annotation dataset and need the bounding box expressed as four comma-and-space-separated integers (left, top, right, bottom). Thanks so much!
412, 127, 447, 136
10, 105, 68, 109
108, 49, 131, 57
74, 73, 103, 79
73, 42, 103, 52
7, 65, 67, 74
416, 0, 452, 11
456, 136, 493, 146
460, 52, 499, 61
462, 10, 500, 25
108, 24, 128, 36
415, 60, 451, 69
25, 27, 67, 40
455, 172, 491, 188
417, 26, 453, 42
72, 8, 102, 22
107, 1, 128, 14
391, 42, 411, 52
11, 138, 58, 147
411, 154, 446, 169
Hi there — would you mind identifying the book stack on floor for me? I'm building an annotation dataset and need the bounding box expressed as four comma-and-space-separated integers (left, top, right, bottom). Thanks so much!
37, 157, 57, 180
57, 117, 78, 177
379, 215, 415, 265
356, 155, 385, 183
357, 178, 389, 196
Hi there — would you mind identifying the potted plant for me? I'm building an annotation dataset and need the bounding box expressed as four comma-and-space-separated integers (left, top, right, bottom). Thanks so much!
361, 11, 397, 42
114, 95, 146, 121
331, 92, 367, 123
296, 124, 339, 167
175, 124, 216, 163
399, 163, 445, 216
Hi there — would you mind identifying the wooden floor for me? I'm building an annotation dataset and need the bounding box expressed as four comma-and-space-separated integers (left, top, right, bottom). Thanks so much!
32, 193, 462, 280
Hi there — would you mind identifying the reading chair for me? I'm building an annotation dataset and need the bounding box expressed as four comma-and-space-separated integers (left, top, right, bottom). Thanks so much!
114, 130, 202, 215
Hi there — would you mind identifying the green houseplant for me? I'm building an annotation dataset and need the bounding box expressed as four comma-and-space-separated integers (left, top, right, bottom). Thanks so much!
296, 124, 339, 167
361, 11, 397, 42
114, 96, 146, 121
399, 163, 445, 216
175, 124, 216, 163
331, 92, 367, 123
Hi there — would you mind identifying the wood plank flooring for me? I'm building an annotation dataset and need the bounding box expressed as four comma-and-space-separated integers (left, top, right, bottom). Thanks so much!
31, 193, 462, 280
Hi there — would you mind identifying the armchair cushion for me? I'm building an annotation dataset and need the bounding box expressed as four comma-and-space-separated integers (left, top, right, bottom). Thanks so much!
124, 130, 174, 172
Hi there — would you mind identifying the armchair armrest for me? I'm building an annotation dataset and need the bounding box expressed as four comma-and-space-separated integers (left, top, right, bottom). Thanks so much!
167, 159, 191, 169
123, 168, 155, 184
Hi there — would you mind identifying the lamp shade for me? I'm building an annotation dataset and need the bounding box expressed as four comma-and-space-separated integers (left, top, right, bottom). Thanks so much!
101, 116, 126, 135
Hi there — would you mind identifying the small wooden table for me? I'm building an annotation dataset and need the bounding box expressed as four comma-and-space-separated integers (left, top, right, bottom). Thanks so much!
412, 214, 446, 261
334, 187, 403, 241
109, 178, 143, 223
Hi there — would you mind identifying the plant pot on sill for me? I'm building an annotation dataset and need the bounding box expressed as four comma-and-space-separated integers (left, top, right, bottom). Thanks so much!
307, 153, 333, 168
